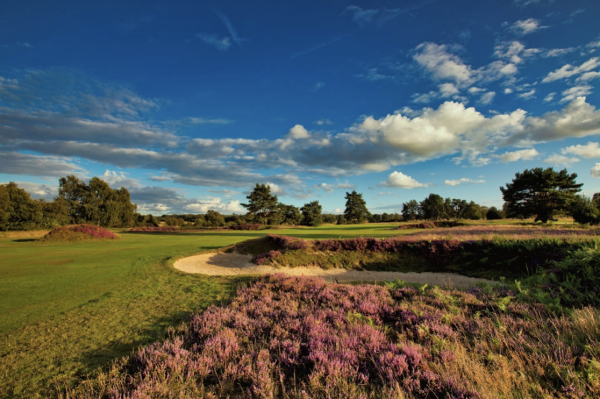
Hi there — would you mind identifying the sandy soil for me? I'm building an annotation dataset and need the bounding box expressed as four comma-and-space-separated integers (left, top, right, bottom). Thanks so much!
174, 252, 495, 289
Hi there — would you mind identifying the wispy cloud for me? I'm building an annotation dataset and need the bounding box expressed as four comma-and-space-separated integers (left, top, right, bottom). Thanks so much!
505, 18, 548, 36
195, 33, 232, 51
444, 178, 485, 186
214, 9, 245, 47
290, 36, 345, 60
344, 1, 436, 27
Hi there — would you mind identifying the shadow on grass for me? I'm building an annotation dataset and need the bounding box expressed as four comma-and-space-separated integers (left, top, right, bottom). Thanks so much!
12, 238, 38, 242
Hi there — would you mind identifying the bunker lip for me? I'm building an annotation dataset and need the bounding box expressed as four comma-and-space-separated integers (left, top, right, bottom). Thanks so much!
173, 252, 495, 289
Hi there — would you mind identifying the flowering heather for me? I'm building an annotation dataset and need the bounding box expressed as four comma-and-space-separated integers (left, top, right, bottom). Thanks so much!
267, 234, 311, 250
128, 226, 181, 232
397, 221, 463, 230
252, 250, 282, 265
39, 224, 119, 242
253, 233, 600, 279
229, 224, 262, 231
69, 275, 600, 398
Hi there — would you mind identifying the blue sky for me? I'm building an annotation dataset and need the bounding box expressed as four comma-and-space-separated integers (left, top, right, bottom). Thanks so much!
1, 0, 600, 215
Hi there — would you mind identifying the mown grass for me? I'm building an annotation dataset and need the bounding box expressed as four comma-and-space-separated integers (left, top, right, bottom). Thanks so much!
0, 224, 411, 398
0, 221, 596, 398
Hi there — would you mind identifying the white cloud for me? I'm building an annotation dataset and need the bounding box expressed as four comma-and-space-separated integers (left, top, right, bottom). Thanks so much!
591, 163, 600, 178
507, 18, 547, 36
518, 89, 536, 99
542, 57, 600, 82
479, 91, 495, 104
498, 148, 539, 162
413, 43, 473, 84
287, 124, 310, 139
517, 97, 600, 142
444, 178, 485, 186
7, 181, 57, 201
379, 171, 428, 188
544, 154, 580, 167
411, 91, 437, 104
577, 71, 600, 83
561, 85, 592, 102
562, 142, 600, 158
544, 47, 577, 57
315, 119, 332, 125
494, 41, 541, 64
184, 198, 243, 213
314, 182, 355, 193
439, 83, 459, 97
504, 88, 514, 94
543, 92, 556, 102
195, 33, 232, 51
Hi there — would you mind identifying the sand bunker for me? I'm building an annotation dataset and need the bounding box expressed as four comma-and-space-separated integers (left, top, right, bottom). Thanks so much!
174, 252, 494, 289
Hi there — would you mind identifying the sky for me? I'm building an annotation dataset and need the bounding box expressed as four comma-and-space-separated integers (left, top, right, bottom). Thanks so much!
1, 0, 600, 215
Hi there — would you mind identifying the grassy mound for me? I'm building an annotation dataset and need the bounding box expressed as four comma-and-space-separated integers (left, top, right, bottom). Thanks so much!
252, 234, 600, 280
38, 224, 120, 242
66, 275, 600, 398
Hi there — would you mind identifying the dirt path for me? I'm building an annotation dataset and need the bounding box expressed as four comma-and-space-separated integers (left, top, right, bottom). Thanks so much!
174, 252, 495, 289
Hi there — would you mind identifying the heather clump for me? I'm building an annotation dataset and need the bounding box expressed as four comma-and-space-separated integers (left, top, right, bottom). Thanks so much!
252, 250, 282, 265
38, 224, 119, 242
68, 275, 600, 398
396, 221, 463, 230
229, 224, 262, 230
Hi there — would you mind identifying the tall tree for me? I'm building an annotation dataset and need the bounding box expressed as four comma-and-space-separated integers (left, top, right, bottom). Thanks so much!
500, 168, 582, 223
0, 182, 44, 231
241, 183, 279, 225
419, 194, 446, 221
401, 200, 420, 221
58, 175, 88, 223
301, 201, 323, 226
343, 191, 370, 224
279, 204, 302, 225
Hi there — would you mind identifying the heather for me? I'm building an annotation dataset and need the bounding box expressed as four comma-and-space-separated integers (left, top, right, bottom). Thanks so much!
38, 224, 120, 242
67, 274, 600, 398
128, 224, 263, 233
396, 221, 464, 230
257, 234, 600, 279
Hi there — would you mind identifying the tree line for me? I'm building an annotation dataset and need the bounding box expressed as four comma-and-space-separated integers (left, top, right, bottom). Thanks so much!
0, 176, 137, 231
3, 167, 600, 231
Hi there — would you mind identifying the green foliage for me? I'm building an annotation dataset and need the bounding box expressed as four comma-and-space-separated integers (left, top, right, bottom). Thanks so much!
401, 199, 420, 221
570, 195, 600, 225
301, 200, 323, 226
279, 204, 302, 225
0, 182, 44, 231
420, 193, 447, 221
515, 244, 600, 309
57, 175, 137, 227
486, 206, 505, 220
241, 183, 279, 225
500, 167, 583, 223
343, 190, 370, 223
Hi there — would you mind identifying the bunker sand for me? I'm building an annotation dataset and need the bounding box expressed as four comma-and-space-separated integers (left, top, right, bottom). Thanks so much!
174, 252, 494, 289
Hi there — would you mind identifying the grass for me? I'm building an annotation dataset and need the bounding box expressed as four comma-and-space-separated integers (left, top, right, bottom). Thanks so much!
0, 221, 598, 398
0, 224, 413, 398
